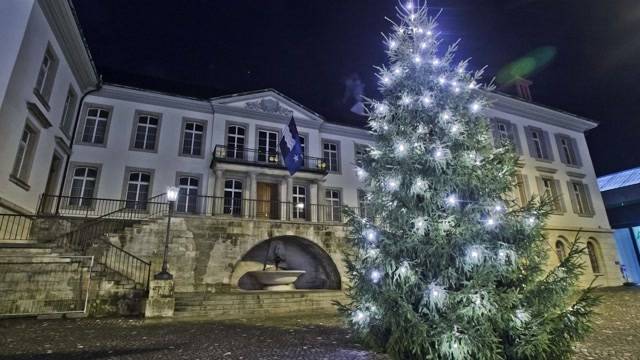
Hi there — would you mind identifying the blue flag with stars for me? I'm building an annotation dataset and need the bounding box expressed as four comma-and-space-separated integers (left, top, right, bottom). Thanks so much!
280, 116, 304, 175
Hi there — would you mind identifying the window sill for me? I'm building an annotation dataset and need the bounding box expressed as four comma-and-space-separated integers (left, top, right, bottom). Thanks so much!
178, 153, 205, 159
32, 89, 51, 112
129, 146, 158, 154
533, 157, 553, 164
77, 141, 107, 148
9, 175, 31, 191
576, 212, 596, 218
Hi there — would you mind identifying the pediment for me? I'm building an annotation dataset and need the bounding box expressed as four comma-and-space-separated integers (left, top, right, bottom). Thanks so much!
210, 90, 324, 124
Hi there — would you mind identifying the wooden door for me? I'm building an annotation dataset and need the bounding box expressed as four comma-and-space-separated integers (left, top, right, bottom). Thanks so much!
256, 182, 279, 219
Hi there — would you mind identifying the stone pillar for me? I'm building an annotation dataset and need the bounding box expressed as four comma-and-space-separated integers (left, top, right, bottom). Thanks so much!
310, 182, 318, 222
145, 279, 175, 318
213, 169, 224, 215
249, 172, 257, 218
317, 180, 325, 222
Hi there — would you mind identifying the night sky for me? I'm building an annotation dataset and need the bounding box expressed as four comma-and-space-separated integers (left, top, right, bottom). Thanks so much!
72, 0, 640, 176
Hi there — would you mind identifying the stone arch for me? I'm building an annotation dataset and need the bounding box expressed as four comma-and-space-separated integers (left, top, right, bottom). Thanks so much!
230, 236, 342, 290
586, 237, 605, 275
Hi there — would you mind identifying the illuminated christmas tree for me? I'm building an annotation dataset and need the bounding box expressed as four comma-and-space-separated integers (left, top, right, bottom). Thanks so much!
340, 3, 598, 359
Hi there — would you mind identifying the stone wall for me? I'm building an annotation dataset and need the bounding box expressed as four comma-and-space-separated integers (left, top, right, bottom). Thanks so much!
115, 216, 350, 293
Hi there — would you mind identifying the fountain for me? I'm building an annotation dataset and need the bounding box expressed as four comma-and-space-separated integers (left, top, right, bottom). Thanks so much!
247, 240, 305, 291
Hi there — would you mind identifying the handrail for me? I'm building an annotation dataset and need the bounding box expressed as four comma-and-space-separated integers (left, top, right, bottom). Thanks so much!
53, 194, 168, 290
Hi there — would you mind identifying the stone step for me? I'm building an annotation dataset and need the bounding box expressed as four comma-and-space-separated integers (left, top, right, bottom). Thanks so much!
0, 255, 71, 263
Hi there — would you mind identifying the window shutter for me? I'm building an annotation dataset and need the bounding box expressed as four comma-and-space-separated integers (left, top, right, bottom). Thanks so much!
582, 184, 595, 216
566, 181, 579, 214
489, 119, 501, 148
554, 179, 566, 213
571, 138, 583, 167
525, 127, 537, 158
554, 134, 567, 164
509, 122, 523, 155
542, 131, 554, 161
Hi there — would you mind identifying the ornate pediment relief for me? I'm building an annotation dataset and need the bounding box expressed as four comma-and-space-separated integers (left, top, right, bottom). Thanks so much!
244, 98, 293, 117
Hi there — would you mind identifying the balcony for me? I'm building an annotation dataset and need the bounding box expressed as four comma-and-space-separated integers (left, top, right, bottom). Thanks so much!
211, 145, 328, 175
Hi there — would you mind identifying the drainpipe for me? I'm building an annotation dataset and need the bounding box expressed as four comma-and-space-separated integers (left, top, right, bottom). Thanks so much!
54, 77, 103, 215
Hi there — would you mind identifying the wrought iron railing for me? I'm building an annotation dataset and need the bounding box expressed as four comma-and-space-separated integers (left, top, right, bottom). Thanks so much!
212, 145, 329, 174
38, 194, 169, 218
52, 195, 168, 290
171, 195, 358, 223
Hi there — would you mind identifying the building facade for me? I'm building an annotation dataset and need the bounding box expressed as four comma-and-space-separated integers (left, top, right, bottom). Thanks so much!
0, 0, 621, 289
598, 167, 640, 284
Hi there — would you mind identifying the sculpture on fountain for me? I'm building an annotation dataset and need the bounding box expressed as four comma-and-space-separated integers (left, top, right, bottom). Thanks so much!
248, 240, 306, 291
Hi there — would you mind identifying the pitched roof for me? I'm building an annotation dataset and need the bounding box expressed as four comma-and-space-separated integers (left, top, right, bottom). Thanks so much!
598, 167, 640, 192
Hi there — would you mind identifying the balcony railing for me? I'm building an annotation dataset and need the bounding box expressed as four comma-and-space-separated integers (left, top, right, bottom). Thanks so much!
171, 195, 358, 223
38, 194, 168, 218
212, 145, 328, 174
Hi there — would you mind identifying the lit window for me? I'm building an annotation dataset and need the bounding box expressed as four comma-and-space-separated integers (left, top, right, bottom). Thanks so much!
292, 185, 306, 219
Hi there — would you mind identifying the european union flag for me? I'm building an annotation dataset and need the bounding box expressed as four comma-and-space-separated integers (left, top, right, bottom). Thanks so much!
280, 116, 304, 175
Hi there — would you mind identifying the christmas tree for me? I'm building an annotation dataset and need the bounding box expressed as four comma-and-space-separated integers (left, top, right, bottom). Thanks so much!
340, 3, 598, 359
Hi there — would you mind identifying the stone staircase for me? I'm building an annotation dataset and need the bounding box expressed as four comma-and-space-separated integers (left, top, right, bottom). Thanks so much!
0, 241, 90, 317
173, 290, 348, 319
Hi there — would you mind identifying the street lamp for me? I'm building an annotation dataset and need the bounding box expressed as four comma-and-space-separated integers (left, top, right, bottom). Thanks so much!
155, 186, 179, 280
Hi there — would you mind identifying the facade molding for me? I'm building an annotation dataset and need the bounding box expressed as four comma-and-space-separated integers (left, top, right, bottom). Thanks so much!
486, 91, 598, 133
38, 0, 98, 91
26, 101, 52, 128
96, 84, 212, 114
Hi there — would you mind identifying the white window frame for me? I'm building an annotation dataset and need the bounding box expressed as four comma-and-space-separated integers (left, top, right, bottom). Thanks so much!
69, 167, 98, 207
124, 170, 152, 210
60, 87, 77, 136
322, 140, 340, 173
257, 129, 279, 163
226, 124, 246, 160
292, 185, 307, 219
223, 179, 243, 216
180, 120, 205, 157
131, 113, 161, 152
80, 107, 110, 145
324, 188, 342, 222
176, 176, 200, 213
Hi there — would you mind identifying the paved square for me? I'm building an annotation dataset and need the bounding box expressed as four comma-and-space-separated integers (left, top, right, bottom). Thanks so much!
0, 287, 638, 359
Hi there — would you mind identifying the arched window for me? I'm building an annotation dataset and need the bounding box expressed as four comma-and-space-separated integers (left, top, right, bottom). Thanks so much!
587, 240, 601, 274
555, 240, 567, 263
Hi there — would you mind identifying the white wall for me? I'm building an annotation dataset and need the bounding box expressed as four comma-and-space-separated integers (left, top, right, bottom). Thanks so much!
70, 93, 213, 199
0, 1, 88, 213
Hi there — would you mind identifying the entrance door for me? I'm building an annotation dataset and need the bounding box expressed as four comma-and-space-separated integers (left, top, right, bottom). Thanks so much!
42, 153, 63, 213
256, 182, 279, 219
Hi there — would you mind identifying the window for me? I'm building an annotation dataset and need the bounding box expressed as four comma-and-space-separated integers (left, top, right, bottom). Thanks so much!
355, 144, 368, 166
358, 189, 370, 219
11, 123, 38, 184
322, 141, 340, 173
514, 174, 529, 206
491, 119, 521, 154
132, 114, 160, 151
60, 88, 77, 136
526, 127, 553, 161
538, 176, 564, 213
181, 121, 205, 157
81, 107, 110, 145
257, 129, 279, 163
34, 46, 58, 101
177, 176, 199, 213
125, 171, 151, 210
69, 167, 97, 207
555, 240, 567, 262
555, 134, 581, 167
568, 181, 594, 216
292, 185, 307, 219
325, 189, 342, 222
587, 241, 601, 274
299, 135, 306, 167
223, 179, 243, 216
226, 125, 245, 159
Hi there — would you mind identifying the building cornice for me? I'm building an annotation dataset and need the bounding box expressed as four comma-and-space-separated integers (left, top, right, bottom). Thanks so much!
486, 92, 598, 133
95, 84, 212, 114
38, 0, 98, 91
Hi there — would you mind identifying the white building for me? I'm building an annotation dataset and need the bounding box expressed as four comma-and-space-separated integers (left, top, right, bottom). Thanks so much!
0, 0, 621, 287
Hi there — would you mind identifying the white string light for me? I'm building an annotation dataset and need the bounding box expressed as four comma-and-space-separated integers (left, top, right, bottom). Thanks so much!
356, 167, 368, 180
375, 103, 388, 115
422, 95, 433, 107
470, 101, 481, 113
395, 142, 408, 156
389, 40, 398, 50
438, 76, 446, 85
370, 269, 382, 283
386, 177, 401, 191
446, 194, 458, 206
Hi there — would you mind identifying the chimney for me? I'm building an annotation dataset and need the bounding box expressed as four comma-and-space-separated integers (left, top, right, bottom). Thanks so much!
514, 78, 533, 102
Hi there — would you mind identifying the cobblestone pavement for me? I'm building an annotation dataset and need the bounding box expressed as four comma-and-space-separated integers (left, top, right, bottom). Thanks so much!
0, 287, 638, 360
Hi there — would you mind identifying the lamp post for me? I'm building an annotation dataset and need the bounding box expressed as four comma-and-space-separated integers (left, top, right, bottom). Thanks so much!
155, 186, 179, 280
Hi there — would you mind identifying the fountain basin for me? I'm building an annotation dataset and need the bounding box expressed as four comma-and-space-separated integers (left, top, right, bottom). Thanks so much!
247, 270, 306, 291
